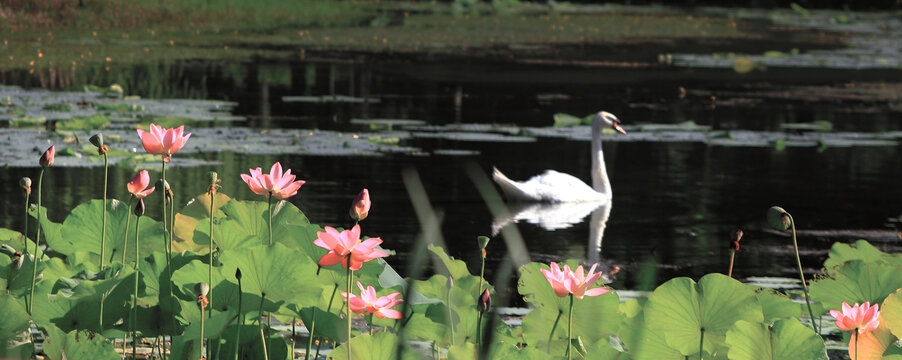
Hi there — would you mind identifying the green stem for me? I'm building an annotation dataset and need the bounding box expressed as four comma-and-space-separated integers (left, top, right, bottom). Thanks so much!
476, 254, 485, 349
855, 330, 859, 360
566, 295, 573, 360
447, 283, 455, 346
121, 197, 133, 264
305, 267, 324, 360
28, 167, 45, 315
257, 293, 269, 360
200, 305, 206, 359
162, 158, 177, 350
100, 153, 108, 269
315, 284, 340, 360
347, 266, 353, 360
133, 214, 142, 360
788, 214, 818, 334
291, 317, 296, 358
547, 309, 563, 353
23, 191, 29, 256
267, 193, 273, 246
727, 250, 735, 278
368, 314, 374, 336
209, 191, 215, 319
235, 272, 243, 360
699, 328, 705, 360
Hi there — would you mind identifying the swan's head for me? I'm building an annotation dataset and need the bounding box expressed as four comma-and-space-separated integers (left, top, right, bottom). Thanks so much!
596, 111, 626, 134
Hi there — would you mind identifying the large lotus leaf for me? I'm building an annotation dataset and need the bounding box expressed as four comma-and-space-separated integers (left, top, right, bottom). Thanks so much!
518, 262, 622, 354
810, 260, 902, 313
138, 251, 200, 314
724, 319, 827, 360
399, 312, 445, 344
847, 322, 898, 360
881, 289, 902, 340
644, 273, 763, 357
754, 287, 801, 324
617, 299, 688, 360
448, 342, 478, 360
47, 199, 165, 265
171, 258, 275, 325
0, 295, 31, 345
289, 306, 348, 342
0, 252, 46, 296
327, 332, 408, 360
219, 243, 323, 309
33, 266, 136, 334
205, 324, 287, 360
41, 326, 119, 360
27, 203, 63, 255
429, 245, 473, 280
0, 228, 39, 256
172, 192, 232, 253
824, 240, 902, 268
190, 199, 311, 254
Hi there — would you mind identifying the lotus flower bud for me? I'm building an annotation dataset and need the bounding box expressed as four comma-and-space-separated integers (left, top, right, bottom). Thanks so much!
350, 189, 371, 221
20, 177, 31, 196
156, 179, 173, 205
89, 133, 104, 148
766, 206, 791, 231
477, 236, 490, 249
134, 198, 145, 217
208, 171, 219, 184
730, 228, 743, 251
194, 282, 210, 297
447, 276, 454, 288
478, 289, 491, 313
39, 145, 55, 167
235, 268, 242, 280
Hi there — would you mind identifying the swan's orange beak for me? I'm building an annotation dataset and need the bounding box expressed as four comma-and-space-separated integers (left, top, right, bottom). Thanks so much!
613, 123, 626, 134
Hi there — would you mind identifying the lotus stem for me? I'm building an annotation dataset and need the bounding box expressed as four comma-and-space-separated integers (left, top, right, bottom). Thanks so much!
22, 185, 29, 257
133, 214, 142, 360
209, 191, 215, 319
267, 193, 273, 246
368, 314, 374, 336
476, 245, 486, 349
235, 268, 243, 360
100, 152, 109, 269
305, 266, 324, 360
347, 267, 353, 360
121, 197, 133, 264
788, 213, 818, 334
566, 295, 574, 360
257, 292, 269, 360
547, 308, 563, 353
315, 284, 340, 360
699, 328, 705, 360
727, 250, 736, 278
855, 330, 859, 360
200, 307, 206, 359
28, 167, 45, 315
291, 317, 296, 357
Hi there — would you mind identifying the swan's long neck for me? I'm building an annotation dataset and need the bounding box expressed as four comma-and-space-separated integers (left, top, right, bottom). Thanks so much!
591, 116, 612, 199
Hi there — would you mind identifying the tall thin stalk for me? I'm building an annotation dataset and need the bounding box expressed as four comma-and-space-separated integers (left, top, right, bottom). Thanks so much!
28, 167, 45, 315
446, 279, 455, 346
209, 189, 215, 318
121, 197, 133, 264
21, 178, 30, 256
132, 213, 142, 360
346, 267, 353, 360
100, 152, 109, 269
788, 213, 818, 334
314, 284, 340, 360
235, 268, 243, 360
547, 310, 562, 353
566, 295, 574, 360
305, 267, 325, 360
267, 193, 274, 246
699, 328, 705, 360
257, 293, 270, 360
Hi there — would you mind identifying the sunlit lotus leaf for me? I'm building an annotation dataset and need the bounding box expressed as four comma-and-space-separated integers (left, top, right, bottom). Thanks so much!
219, 243, 322, 308
518, 261, 622, 354
328, 332, 418, 360
617, 299, 691, 360
448, 342, 478, 360
644, 273, 763, 357
399, 312, 444, 345
190, 199, 312, 254
724, 319, 827, 360
810, 260, 902, 313
285, 306, 347, 342
172, 192, 233, 253
27, 204, 63, 254
754, 287, 801, 324
429, 245, 473, 280
586, 335, 631, 359
42, 199, 164, 265
40, 326, 119, 360
848, 322, 898, 360
824, 240, 902, 268
171, 258, 272, 324
880, 289, 902, 340
138, 251, 199, 315
0, 295, 30, 346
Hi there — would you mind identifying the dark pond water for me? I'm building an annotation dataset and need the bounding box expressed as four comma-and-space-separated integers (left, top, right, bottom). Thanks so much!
2, 57, 901, 302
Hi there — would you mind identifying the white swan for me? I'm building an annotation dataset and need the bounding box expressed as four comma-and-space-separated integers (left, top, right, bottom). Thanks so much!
492, 111, 626, 203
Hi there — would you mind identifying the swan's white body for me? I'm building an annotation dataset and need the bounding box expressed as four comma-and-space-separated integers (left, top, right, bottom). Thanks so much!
493, 111, 623, 203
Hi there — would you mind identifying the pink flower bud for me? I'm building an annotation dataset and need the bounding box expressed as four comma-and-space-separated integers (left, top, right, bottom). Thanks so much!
39, 145, 55, 167
350, 189, 371, 221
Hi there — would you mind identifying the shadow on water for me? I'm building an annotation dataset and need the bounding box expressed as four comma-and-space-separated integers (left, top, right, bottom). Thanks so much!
1, 55, 901, 299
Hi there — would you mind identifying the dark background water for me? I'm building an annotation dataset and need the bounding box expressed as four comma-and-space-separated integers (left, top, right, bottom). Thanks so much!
2, 58, 901, 300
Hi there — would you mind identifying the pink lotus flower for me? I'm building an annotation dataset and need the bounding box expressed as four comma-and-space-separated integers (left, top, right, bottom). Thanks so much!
136, 124, 191, 162
127, 170, 155, 198
40, 145, 55, 167
240, 162, 305, 200
540, 262, 611, 300
314, 224, 388, 271
341, 281, 403, 319
830, 301, 880, 334
350, 189, 371, 221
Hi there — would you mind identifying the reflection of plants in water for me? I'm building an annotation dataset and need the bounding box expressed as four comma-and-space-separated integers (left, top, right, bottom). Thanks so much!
6, 124, 902, 359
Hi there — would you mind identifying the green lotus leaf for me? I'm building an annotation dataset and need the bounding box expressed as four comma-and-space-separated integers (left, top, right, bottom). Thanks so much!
448, 342, 478, 360
42, 199, 164, 266
138, 251, 200, 315
286, 306, 348, 342
881, 288, 902, 340
824, 240, 902, 268
429, 245, 472, 280
399, 312, 445, 344
0, 252, 46, 296
189, 199, 312, 254
171, 258, 273, 324
617, 298, 690, 360
33, 265, 136, 334
0, 228, 39, 255
209, 324, 289, 360
27, 204, 63, 255
0, 295, 31, 345
754, 287, 801, 324
41, 326, 119, 360
219, 243, 323, 309
327, 332, 410, 360
724, 319, 827, 360
518, 262, 622, 354
810, 260, 902, 313
845, 322, 896, 360
644, 273, 763, 357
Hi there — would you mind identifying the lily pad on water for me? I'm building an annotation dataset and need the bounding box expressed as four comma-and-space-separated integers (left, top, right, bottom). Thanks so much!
283, 95, 381, 104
